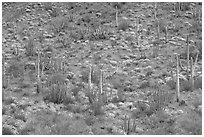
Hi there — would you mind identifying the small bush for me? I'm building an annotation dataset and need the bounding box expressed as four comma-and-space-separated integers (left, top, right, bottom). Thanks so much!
89, 26, 110, 41
3, 97, 15, 105
2, 126, 15, 135
50, 16, 69, 34
148, 86, 174, 113
178, 110, 202, 135
118, 20, 130, 31
166, 80, 176, 90
23, 110, 91, 135
90, 101, 104, 116
7, 62, 24, 78
14, 112, 26, 122
25, 38, 36, 56
125, 35, 134, 42
44, 82, 74, 104
180, 80, 191, 92
194, 77, 202, 89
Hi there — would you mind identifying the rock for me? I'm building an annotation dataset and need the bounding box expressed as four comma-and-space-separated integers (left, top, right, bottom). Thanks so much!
106, 103, 118, 110
120, 102, 133, 110
135, 127, 144, 133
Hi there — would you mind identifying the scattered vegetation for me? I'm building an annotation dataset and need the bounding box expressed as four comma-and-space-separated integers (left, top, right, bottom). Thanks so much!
2, 2, 202, 135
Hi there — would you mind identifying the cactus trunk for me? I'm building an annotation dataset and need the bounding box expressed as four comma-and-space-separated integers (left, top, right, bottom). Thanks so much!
88, 65, 92, 94
186, 34, 190, 80
176, 54, 180, 102
37, 50, 41, 93
116, 6, 118, 27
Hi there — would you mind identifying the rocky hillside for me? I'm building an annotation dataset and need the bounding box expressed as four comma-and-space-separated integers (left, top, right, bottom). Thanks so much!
2, 2, 202, 135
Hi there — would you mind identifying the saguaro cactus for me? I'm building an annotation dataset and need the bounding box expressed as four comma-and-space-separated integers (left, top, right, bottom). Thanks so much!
165, 26, 168, 43
186, 34, 190, 80
154, 2, 157, 20
99, 69, 103, 94
175, 54, 180, 102
2, 53, 7, 89
36, 49, 41, 93
116, 5, 118, 27
88, 64, 92, 94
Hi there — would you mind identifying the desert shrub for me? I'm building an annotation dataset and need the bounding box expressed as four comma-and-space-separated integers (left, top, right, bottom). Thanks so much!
69, 28, 86, 41
190, 20, 202, 34
194, 77, 202, 89
148, 86, 174, 113
3, 97, 15, 105
90, 101, 104, 116
84, 114, 96, 126
195, 41, 202, 60
2, 106, 6, 115
192, 97, 202, 109
25, 38, 36, 56
7, 62, 24, 78
22, 110, 91, 135
123, 116, 137, 134
125, 35, 134, 42
154, 19, 167, 34
180, 45, 200, 61
180, 80, 191, 92
14, 112, 26, 122
138, 80, 150, 89
118, 20, 130, 31
2, 126, 15, 135
47, 73, 67, 86
178, 110, 202, 135
181, 2, 191, 11
50, 16, 69, 34
44, 84, 74, 104
43, 2, 53, 11
166, 80, 176, 90
89, 25, 110, 41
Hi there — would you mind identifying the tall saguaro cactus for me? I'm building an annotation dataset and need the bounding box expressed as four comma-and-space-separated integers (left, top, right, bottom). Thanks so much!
165, 26, 168, 43
175, 54, 180, 102
88, 64, 92, 94
99, 69, 103, 95
186, 34, 190, 80
154, 2, 157, 20
36, 49, 41, 93
2, 53, 6, 89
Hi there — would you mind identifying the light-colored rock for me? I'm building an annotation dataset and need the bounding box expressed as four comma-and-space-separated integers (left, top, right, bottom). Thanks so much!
106, 103, 118, 110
